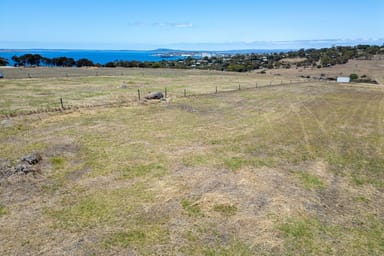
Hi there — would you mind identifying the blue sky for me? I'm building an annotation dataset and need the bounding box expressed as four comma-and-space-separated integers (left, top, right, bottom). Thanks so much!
0, 0, 383, 50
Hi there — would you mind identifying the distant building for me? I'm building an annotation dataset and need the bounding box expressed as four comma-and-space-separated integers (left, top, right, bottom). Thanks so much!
337, 77, 350, 83
201, 52, 212, 58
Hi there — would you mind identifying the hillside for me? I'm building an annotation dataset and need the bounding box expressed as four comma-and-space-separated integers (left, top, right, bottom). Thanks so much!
0, 63, 384, 255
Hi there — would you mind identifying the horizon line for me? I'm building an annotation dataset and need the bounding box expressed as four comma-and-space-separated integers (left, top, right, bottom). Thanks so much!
0, 38, 383, 52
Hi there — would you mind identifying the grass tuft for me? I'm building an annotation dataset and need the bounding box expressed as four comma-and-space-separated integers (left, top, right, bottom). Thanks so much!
103, 230, 146, 248
49, 156, 65, 169
203, 240, 253, 256
295, 171, 326, 190
120, 163, 167, 179
213, 204, 237, 217
181, 199, 202, 216
0, 204, 9, 217
223, 156, 245, 171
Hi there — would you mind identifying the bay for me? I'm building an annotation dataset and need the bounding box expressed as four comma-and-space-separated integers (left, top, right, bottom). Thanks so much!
0, 49, 287, 65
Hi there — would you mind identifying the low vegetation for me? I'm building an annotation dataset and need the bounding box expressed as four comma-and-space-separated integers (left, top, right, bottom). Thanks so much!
0, 65, 383, 255
0, 204, 8, 216
2, 44, 384, 72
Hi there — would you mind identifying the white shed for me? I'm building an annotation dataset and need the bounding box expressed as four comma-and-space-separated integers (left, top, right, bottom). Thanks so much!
337, 77, 350, 83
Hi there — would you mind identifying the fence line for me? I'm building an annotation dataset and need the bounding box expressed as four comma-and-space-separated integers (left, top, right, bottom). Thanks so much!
0, 80, 321, 118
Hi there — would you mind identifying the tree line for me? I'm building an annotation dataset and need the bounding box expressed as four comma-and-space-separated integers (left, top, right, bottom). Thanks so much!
8, 54, 97, 67
1, 44, 383, 72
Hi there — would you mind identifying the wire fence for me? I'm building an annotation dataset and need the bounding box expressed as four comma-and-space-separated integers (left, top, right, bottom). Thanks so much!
1, 79, 323, 118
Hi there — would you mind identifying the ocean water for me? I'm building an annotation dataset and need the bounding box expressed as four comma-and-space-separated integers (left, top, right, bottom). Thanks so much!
0, 49, 185, 65
0, 49, 286, 65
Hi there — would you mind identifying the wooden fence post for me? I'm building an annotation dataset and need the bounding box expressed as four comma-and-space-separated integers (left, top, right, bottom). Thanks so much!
215, 86, 218, 94
165, 88, 167, 98
137, 89, 141, 100
60, 98, 64, 109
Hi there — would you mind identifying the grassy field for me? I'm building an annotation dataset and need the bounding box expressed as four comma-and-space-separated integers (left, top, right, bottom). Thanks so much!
0, 64, 384, 255
0, 68, 302, 116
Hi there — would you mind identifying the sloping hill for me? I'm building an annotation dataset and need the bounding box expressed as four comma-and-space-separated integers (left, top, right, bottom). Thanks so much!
1, 72, 383, 255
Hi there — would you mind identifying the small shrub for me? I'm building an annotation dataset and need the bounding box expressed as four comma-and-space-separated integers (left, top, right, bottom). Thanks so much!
350, 73, 359, 80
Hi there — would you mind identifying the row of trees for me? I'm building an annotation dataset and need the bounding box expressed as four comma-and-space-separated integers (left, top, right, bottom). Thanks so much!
0, 57, 8, 66
9, 54, 96, 67
1, 44, 383, 71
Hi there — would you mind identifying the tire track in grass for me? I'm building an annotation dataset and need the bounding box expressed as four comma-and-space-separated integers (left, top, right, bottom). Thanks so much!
378, 96, 384, 158
289, 103, 313, 157
370, 94, 384, 158
309, 96, 335, 130
299, 99, 328, 135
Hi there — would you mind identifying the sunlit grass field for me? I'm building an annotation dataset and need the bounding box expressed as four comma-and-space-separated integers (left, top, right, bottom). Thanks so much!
0, 68, 299, 116
0, 68, 383, 255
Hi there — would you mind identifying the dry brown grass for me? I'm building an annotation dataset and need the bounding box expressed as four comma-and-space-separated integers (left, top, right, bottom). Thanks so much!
269, 57, 384, 84
0, 67, 302, 116
1, 64, 384, 255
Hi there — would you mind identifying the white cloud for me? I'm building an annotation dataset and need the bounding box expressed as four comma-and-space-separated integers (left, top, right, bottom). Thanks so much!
173, 23, 193, 28
126, 22, 192, 28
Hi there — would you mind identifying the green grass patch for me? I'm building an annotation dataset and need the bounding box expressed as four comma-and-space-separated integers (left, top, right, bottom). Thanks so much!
249, 156, 276, 168
120, 163, 167, 179
102, 225, 169, 251
48, 184, 154, 230
49, 156, 65, 169
279, 217, 331, 254
203, 240, 253, 256
295, 171, 326, 190
0, 204, 9, 216
182, 154, 210, 167
354, 196, 369, 203
280, 218, 314, 240
103, 230, 146, 248
213, 204, 237, 217
181, 199, 202, 217
53, 197, 113, 229
278, 215, 384, 255
182, 224, 253, 255
223, 156, 245, 171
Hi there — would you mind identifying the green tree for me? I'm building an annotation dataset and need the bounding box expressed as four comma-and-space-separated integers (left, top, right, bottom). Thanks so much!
350, 73, 359, 80
0, 57, 9, 66
76, 58, 94, 67
51, 57, 75, 67
11, 54, 43, 66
